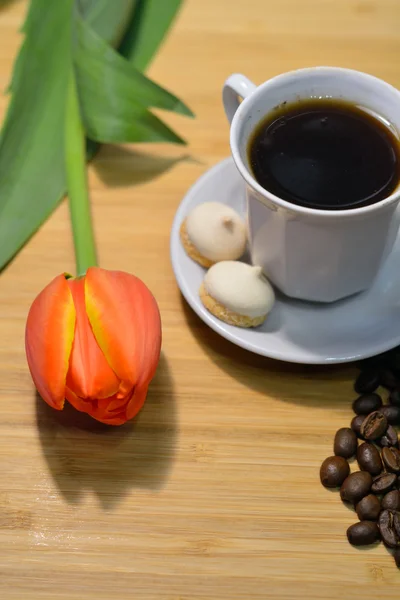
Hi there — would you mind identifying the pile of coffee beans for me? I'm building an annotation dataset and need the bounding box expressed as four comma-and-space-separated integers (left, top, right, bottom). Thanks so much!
320, 354, 400, 568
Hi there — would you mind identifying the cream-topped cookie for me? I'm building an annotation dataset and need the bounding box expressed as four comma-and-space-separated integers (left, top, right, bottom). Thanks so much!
180, 202, 246, 267
200, 261, 275, 328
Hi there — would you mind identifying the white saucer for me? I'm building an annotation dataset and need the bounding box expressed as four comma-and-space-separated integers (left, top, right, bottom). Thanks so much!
170, 157, 400, 364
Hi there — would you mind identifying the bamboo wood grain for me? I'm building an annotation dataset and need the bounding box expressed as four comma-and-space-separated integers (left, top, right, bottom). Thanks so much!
1, 0, 400, 598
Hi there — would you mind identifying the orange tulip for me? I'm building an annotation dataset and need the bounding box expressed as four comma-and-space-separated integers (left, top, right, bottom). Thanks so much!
25, 267, 161, 425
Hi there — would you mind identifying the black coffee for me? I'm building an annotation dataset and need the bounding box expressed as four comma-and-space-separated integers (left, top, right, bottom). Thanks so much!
248, 99, 400, 210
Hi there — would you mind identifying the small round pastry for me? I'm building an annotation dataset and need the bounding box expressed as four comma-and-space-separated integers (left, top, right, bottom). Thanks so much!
200, 261, 275, 328
180, 202, 247, 267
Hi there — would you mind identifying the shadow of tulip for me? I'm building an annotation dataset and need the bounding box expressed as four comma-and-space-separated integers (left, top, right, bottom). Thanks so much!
93, 145, 195, 188
35, 353, 177, 510
180, 296, 356, 408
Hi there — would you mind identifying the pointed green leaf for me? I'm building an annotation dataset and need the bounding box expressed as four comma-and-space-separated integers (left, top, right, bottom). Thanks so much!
79, 0, 137, 47
0, 0, 190, 271
119, 0, 183, 69
6, 0, 46, 94
74, 16, 193, 117
74, 16, 192, 144
0, 0, 73, 270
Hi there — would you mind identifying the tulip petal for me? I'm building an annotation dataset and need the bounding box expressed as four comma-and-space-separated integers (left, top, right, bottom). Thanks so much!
125, 384, 149, 421
66, 386, 128, 426
65, 385, 96, 414
85, 267, 162, 390
25, 274, 75, 409
96, 395, 128, 413
66, 278, 120, 400
95, 384, 146, 423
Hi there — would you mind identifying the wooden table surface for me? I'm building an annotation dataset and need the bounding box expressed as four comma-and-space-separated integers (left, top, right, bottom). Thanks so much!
1, 0, 400, 598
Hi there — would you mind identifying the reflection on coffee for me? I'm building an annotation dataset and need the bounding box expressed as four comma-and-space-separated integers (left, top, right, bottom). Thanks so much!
248, 99, 400, 210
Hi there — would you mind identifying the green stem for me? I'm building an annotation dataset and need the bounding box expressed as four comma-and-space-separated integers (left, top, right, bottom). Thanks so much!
65, 68, 97, 276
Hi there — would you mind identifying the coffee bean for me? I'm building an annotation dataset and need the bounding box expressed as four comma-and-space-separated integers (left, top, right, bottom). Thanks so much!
354, 370, 380, 395
360, 411, 388, 440
394, 548, 400, 568
357, 442, 383, 476
340, 471, 372, 504
378, 510, 400, 548
379, 425, 399, 448
347, 521, 380, 546
382, 490, 400, 511
380, 405, 400, 425
352, 393, 382, 415
320, 456, 350, 488
356, 494, 381, 521
334, 428, 358, 459
382, 447, 400, 473
396, 513, 400, 538
371, 472, 397, 494
389, 390, 400, 407
351, 415, 365, 439
380, 369, 399, 390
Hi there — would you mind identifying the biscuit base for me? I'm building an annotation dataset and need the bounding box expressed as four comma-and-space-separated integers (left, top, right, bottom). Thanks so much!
180, 220, 214, 268
199, 282, 266, 328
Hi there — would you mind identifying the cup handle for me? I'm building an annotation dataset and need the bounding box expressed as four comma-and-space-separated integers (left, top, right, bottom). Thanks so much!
223, 74, 257, 123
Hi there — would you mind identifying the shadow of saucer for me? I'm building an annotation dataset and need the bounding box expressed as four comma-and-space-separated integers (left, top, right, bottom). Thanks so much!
181, 296, 356, 408
93, 145, 194, 188
35, 353, 177, 509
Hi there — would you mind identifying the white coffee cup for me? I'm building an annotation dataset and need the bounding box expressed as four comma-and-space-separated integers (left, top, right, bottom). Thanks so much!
223, 67, 400, 302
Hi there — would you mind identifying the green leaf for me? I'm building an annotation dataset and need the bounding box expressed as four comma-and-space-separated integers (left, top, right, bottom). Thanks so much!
6, 0, 46, 94
75, 16, 192, 117
79, 93, 185, 145
79, 0, 137, 47
0, 0, 73, 270
74, 15, 192, 144
0, 0, 190, 271
119, 0, 183, 69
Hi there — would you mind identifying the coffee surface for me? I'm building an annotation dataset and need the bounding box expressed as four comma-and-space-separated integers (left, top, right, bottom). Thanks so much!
248, 99, 400, 210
